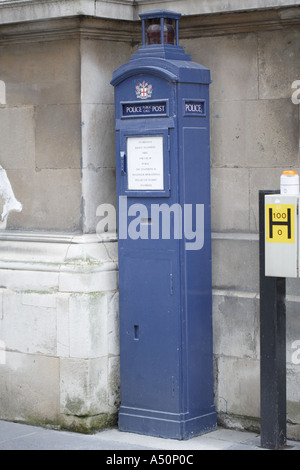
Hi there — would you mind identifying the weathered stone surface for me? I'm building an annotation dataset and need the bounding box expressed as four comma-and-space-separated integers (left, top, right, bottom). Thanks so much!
0, 107, 35, 170
0, 236, 119, 427
258, 28, 300, 100
212, 236, 259, 292
0, 351, 60, 423
211, 99, 298, 169
81, 39, 132, 106
1, 290, 57, 356
211, 168, 250, 232
216, 356, 260, 418
0, 39, 80, 106
183, 33, 258, 103
6, 169, 82, 231
213, 290, 259, 359
60, 357, 111, 416
81, 104, 116, 170
35, 104, 82, 170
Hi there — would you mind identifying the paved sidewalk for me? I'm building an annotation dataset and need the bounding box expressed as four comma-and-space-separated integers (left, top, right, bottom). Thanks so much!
1, 420, 300, 450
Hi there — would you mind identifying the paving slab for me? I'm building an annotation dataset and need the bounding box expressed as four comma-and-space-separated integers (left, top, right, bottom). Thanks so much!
0, 420, 300, 451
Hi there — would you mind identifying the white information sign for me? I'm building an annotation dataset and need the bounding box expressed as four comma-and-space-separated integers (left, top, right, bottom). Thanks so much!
127, 136, 164, 191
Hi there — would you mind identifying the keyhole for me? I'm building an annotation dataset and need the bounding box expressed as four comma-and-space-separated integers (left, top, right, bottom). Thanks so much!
134, 325, 139, 340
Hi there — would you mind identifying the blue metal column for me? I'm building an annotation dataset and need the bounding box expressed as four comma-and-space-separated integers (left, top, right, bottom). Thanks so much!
111, 10, 217, 440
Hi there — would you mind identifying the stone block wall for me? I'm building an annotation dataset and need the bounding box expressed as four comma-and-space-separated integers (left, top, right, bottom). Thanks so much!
0, 15, 132, 431
0, 235, 120, 431
0, 38, 82, 231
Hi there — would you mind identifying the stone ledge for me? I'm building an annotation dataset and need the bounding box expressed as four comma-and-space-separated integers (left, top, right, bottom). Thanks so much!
0, 0, 135, 24
0, 0, 298, 25
0, 233, 118, 293
180, 6, 300, 38
137, 0, 300, 17
0, 230, 117, 244
212, 232, 259, 241
0, 16, 138, 45
0, 3, 300, 45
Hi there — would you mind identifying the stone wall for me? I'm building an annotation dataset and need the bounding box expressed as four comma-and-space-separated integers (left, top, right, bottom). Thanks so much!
0, 235, 120, 431
1, 0, 300, 437
0, 16, 132, 431
0, 17, 133, 232
0, 37, 82, 231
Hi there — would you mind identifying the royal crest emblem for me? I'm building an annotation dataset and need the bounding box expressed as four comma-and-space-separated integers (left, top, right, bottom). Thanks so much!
136, 81, 153, 100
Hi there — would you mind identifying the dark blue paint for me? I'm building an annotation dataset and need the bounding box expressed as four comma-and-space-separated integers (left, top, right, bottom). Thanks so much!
111, 10, 216, 440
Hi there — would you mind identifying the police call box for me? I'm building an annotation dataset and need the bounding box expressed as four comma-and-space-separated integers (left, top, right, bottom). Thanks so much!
111, 10, 217, 440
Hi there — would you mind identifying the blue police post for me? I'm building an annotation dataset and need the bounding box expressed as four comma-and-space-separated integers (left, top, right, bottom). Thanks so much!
111, 10, 217, 440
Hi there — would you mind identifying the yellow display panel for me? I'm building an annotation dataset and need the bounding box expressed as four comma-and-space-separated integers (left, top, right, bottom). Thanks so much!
266, 204, 295, 244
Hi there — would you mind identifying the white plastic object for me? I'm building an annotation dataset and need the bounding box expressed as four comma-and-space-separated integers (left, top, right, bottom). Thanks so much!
280, 170, 299, 195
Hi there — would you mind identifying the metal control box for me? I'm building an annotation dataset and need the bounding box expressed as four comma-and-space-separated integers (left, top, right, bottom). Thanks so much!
265, 193, 299, 278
